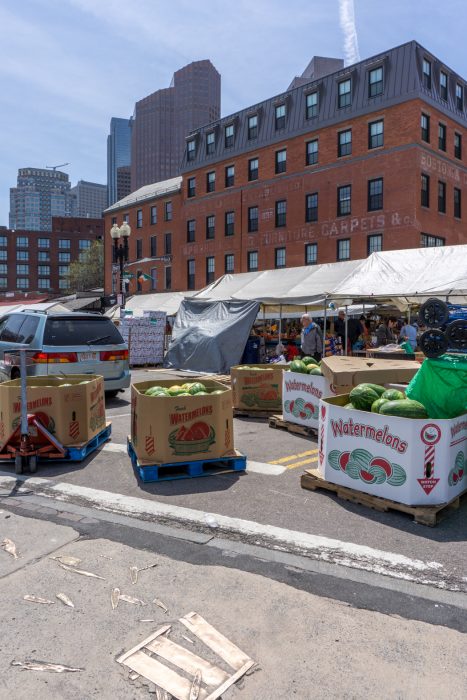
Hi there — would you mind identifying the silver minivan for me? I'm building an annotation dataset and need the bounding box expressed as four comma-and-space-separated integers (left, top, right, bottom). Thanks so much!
0, 311, 130, 396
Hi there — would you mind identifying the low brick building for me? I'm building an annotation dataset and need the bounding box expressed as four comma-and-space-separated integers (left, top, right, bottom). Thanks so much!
104, 40, 467, 295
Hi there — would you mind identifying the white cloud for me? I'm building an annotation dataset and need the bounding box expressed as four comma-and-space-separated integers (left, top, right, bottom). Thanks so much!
339, 0, 360, 65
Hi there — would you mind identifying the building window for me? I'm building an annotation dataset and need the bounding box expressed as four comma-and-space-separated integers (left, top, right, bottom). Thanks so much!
38, 251, 50, 261
164, 233, 172, 255
421, 234, 445, 247
454, 188, 462, 218
187, 259, 195, 290
225, 254, 234, 273
111, 216, 117, 225
37, 265, 50, 276
368, 178, 383, 211
248, 115, 258, 140
0, 251, 6, 261
150, 236, 157, 256
59, 279, 68, 290
206, 256, 215, 284
59, 265, 69, 277
0, 236, 6, 247
421, 113, 430, 142
438, 123, 446, 151
206, 215, 215, 239
368, 67, 383, 97
225, 165, 235, 187
58, 252, 70, 262
0, 263, 7, 274
367, 233, 383, 254
150, 206, 157, 224
248, 206, 259, 232
422, 58, 432, 89
338, 79, 351, 108
454, 133, 462, 159
206, 132, 215, 154
225, 124, 234, 148
136, 239, 142, 258
275, 247, 286, 269
225, 211, 235, 236
306, 91, 318, 119
187, 139, 196, 161
247, 251, 258, 271
38, 238, 50, 248
151, 268, 157, 290
337, 239, 350, 261
16, 237, 29, 248
438, 181, 446, 213
0, 278, 7, 289
248, 158, 258, 181
337, 185, 351, 216
165, 266, 172, 290
187, 177, 196, 198
306, 139, 318, 166
17, 278, 29, 289
17, 251, 29, 261
275, 104, 286, 130
305, 243, 317, 265
338, 129, 352, 157
368, 120, 384, 149
275, 149, 286, 174
456, 83, 463, 111
79, 239, 91, 249
440, 71, 448, 100
275, 200, 287, 227
136, 209, 143, 227
16, 264, 29, 275
206, 171, 215, 192
305, 193, 318, 223
421, 173, 430, 207
187, 220, 195, 243
38, 279, 50, 290
164, 201, 172, 221
123, 214, 129, 223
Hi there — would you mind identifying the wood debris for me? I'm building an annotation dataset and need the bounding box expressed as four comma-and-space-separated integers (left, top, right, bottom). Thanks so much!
23, 595, 55, 605
153, 598, 168, 614
1, 538, 19, 559
56, 593, 74, 608
111, 588, 120, 610
58, 563, 105, 580
11, 660, 83, 673
189, 669, 202, 700
182, 635, 194, 645
119, 594, 146, 606
130, 566, 138, 584
51, 555, 81, 566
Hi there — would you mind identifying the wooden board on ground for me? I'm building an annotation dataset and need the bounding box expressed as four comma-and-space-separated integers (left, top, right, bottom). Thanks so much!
234, 408, 276, 419
268, 414, 317, 437
301, 468, 466, 527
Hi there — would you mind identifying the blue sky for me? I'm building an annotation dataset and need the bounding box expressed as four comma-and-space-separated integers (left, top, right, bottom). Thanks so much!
1, 0, 467, 227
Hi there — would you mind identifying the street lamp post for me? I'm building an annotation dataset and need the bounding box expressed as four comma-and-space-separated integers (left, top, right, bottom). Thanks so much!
110, 221, 131, 307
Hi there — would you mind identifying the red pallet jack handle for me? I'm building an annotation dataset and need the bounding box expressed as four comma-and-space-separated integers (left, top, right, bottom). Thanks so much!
0, 414, 67, 462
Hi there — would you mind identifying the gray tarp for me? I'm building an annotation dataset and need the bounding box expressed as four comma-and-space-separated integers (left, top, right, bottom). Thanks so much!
164, 299, 260, 373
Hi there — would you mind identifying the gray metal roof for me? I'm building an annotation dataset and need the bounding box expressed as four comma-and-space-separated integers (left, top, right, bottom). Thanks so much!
181, 41, 467, 172
104, 176, 182, 214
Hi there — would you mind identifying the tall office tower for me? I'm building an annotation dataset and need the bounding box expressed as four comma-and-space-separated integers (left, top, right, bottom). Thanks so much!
131, 59, 220, 190
9, 168, 73, 232
69, 180, 107, 218
107, 117, 132, 206
116, 166, 131, 202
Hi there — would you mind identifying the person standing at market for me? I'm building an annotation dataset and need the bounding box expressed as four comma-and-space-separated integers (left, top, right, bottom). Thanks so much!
399, 318, 418, 351
333, 310, 346, 340
300, 314, 323, 362
375, 317, 397, 346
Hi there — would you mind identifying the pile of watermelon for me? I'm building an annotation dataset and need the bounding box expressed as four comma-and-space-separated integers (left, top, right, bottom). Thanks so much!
144, 382, 226, 397
287, 357, 323, 376
346, 384, 428, 419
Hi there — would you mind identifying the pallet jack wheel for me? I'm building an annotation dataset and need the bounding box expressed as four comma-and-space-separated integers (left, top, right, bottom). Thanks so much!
419, 329, 448, 358
419, 298, 450, 327
29, 456, 37, 474
15, 454, 24, 475
445, 319, 467, 351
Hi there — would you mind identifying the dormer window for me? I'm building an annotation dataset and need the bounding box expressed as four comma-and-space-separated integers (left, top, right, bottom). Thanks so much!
225, 124, 234, 148
187, 139, 196, 161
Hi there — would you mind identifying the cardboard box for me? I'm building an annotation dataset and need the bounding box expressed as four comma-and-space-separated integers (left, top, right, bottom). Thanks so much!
231, 364, 288, 411
321, 356, 421, 390
282, 370, 352, 429
131, 379, 234, 464
0, 375, 106, 447
317, 395, 467, 506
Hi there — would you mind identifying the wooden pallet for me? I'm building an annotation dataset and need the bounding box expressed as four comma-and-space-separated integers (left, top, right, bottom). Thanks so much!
301, 468, 466, 527
268, 414, 317, 437
233, 407, 277, 419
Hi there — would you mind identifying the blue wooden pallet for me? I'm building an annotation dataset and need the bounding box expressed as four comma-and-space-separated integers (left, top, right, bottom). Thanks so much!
127, 438, 246, 483
40, 423, 112, 463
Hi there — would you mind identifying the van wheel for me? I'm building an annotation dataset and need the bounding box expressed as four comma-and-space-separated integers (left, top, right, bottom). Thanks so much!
10, 367, 20, 380
105, 390, 119, 399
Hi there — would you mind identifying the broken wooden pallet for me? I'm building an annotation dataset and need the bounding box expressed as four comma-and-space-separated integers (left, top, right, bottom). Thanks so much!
301, 468, 466, 527
268, 414, 317, 437
233, 407, 277, 419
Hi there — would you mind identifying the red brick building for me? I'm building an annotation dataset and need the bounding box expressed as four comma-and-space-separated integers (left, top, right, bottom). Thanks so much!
104, 41, 467, 295
1, 217, 103, 298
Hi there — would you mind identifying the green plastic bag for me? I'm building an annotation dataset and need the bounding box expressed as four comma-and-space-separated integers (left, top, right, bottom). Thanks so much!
406, 354, 467, 419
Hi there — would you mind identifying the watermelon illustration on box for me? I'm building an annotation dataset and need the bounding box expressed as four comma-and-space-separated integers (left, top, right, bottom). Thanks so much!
319, 394, 467, 506
231, 364, 288, 411
282, 368, 352, 430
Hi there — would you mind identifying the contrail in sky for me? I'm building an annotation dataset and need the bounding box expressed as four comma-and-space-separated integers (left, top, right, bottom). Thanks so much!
339, 0, 361, 65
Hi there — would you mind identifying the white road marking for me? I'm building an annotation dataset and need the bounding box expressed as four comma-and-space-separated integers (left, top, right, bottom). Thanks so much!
246, 461, 286, 475
101, 443, 128, 454
0, 474, 451, 589
107, 413, 131, 418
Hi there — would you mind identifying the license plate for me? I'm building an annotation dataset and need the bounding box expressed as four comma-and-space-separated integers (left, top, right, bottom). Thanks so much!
79, 352, 99, 362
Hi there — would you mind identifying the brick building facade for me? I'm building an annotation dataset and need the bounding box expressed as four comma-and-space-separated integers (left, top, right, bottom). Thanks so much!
104, 41, 467, 295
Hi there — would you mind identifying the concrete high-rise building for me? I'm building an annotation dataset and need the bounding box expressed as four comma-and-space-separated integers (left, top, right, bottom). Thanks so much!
131, 60, 220, 190
9, 168, 73, 231
107, 117, 132, 206
69, 180, 107, 218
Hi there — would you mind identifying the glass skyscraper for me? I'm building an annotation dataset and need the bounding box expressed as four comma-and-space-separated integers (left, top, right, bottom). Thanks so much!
107, 117, 132, 206
9, 168, 73, 231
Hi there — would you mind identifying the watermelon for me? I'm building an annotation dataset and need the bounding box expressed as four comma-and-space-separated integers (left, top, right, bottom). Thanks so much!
344, 403, 354, 409
289, 359, 308, 374
379, 399, 428, 419
349, 385, 380, 411
301, 356, 318, 366
188, 382, 206, 395
309, 367, 323, 375
381, 389, 405, 401
358, 383, 386, 397
371, 398, 389, 413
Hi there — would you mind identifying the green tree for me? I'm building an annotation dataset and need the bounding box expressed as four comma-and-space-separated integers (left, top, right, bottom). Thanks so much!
65, 240, 104, 293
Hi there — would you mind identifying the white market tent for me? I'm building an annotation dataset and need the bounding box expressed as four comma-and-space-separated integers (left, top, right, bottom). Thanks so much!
106, 291, 196, 319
